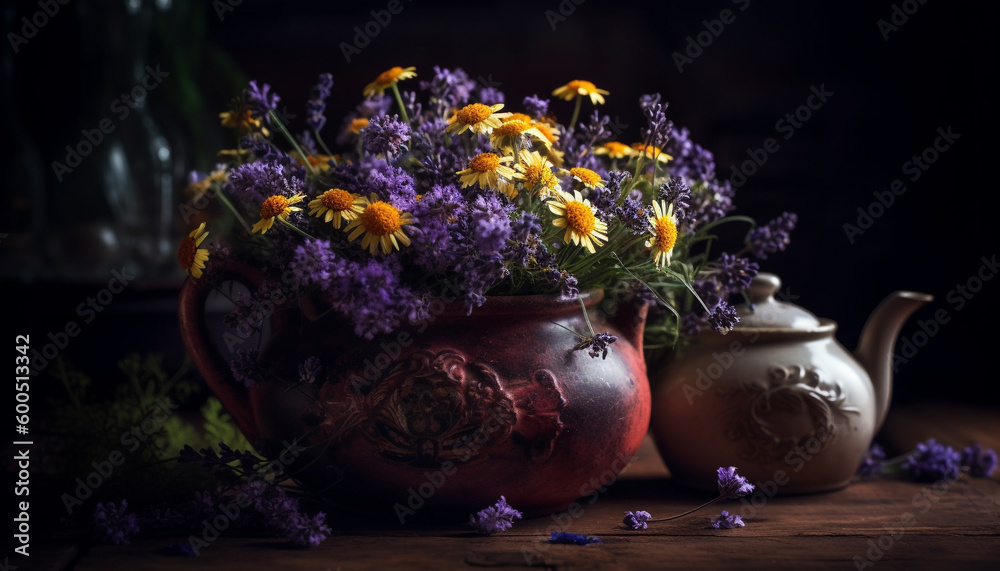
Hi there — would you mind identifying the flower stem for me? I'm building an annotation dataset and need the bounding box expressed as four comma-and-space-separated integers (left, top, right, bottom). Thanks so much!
216, 191, 253, 234
647, 496, 722, 523
313, 129, 337, 163
277, 217, 316, 240
269, 109, 318, 177
699, 214, 756, 236
391, 83, 410, 124
568, 94, 583, 131
882, 452, 912, 467
664, 267, 713, 314
578, 296, 596, 336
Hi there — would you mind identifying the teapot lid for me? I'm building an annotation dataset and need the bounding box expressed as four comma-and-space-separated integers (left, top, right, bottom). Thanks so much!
734, 273, 823, 329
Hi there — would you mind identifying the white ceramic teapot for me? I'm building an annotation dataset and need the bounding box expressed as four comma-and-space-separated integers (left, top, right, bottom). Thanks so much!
650, 272, 932, 493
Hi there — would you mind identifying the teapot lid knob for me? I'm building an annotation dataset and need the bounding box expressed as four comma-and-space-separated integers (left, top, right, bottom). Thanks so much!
747, 273, 782, 305
734, 272, 823, 330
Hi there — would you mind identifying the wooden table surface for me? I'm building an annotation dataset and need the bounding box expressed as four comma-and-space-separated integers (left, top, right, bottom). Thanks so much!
27, 403, 1000, 570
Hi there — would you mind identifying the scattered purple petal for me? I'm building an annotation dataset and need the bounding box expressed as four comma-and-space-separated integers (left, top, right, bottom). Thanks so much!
469, 496, 523, 535
623, 510, 652, 530
710, 510, 745, 530
548, 532, 603, 545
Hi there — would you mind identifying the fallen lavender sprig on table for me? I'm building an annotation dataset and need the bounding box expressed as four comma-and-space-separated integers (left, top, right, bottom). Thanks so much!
623, 466, 754, 531
856, 439, 997, 481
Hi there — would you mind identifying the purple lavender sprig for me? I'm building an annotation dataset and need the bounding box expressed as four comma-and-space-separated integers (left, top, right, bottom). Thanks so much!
574, 332, 618, 360
93, 500, 140, 545
856, 443, 887, 477
230, 349, 264, 388
902, 439, 962, 482
361, 113, 411, 156
306, 72, 334, 132
523, 94, 550, 118
746, 212, 798, 260
716, 466, 756, 498
962, 444, 998, 478
639, 93, 672, 150
245, 80, 280, 125
623, 466, 753, 530
869, 439, 996, 481
707, 301, 740, 334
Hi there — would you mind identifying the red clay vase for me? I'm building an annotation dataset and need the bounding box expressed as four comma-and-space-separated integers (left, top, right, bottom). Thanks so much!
178, 262, 650, 518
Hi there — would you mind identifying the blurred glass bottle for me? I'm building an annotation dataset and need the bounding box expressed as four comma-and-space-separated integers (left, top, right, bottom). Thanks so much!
47, 0, 176, 284
1, 5, 47, 282
147, 0, 227, 259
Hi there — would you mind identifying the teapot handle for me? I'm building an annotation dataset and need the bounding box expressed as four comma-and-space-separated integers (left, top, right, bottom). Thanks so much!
178, 260, 280, 444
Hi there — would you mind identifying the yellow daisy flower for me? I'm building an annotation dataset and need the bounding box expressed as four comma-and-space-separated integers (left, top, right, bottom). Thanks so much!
251, 193, 306, 234
488, 119, 551, 152
345, 195, 414, 255
185, 167, 228, 203
347, 117, 370, 134
646, 200, 679, 269
446, 103, 511, 136
456, 152, 521, 196
594, 141, 635, 160
219, 108, 269, 137
552, 80, 610, 105
308, 188, 366, 229
290, 151, 335, 172
569, 167, 603, 189
177, 222, 210, 279
548, 190, 608, 254
631, 143, 673, 164
217, 148, 254, 162
504, 112, 534, 124
514, 150, 562, 198
532, 121, 561, 146
363, 66, 417, 97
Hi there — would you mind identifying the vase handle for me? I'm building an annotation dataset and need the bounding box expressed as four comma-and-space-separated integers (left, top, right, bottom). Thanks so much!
610, 297, 650, 354
178, 260, 271, 444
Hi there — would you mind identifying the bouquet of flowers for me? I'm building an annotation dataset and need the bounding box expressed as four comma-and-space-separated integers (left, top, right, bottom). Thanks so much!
177, 65, 796, 361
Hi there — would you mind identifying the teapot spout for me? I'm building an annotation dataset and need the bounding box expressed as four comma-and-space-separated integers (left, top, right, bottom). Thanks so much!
855, 291, 933, 432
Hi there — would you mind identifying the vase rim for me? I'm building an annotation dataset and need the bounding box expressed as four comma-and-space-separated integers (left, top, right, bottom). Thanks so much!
300, 287, 608, 324
434, 288, 605, 317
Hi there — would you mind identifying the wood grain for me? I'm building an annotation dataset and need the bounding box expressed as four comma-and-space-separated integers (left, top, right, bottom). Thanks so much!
46, 404, 1000, 570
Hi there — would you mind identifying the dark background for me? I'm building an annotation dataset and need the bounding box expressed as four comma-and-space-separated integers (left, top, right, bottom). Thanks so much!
2, 0, 998, 405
